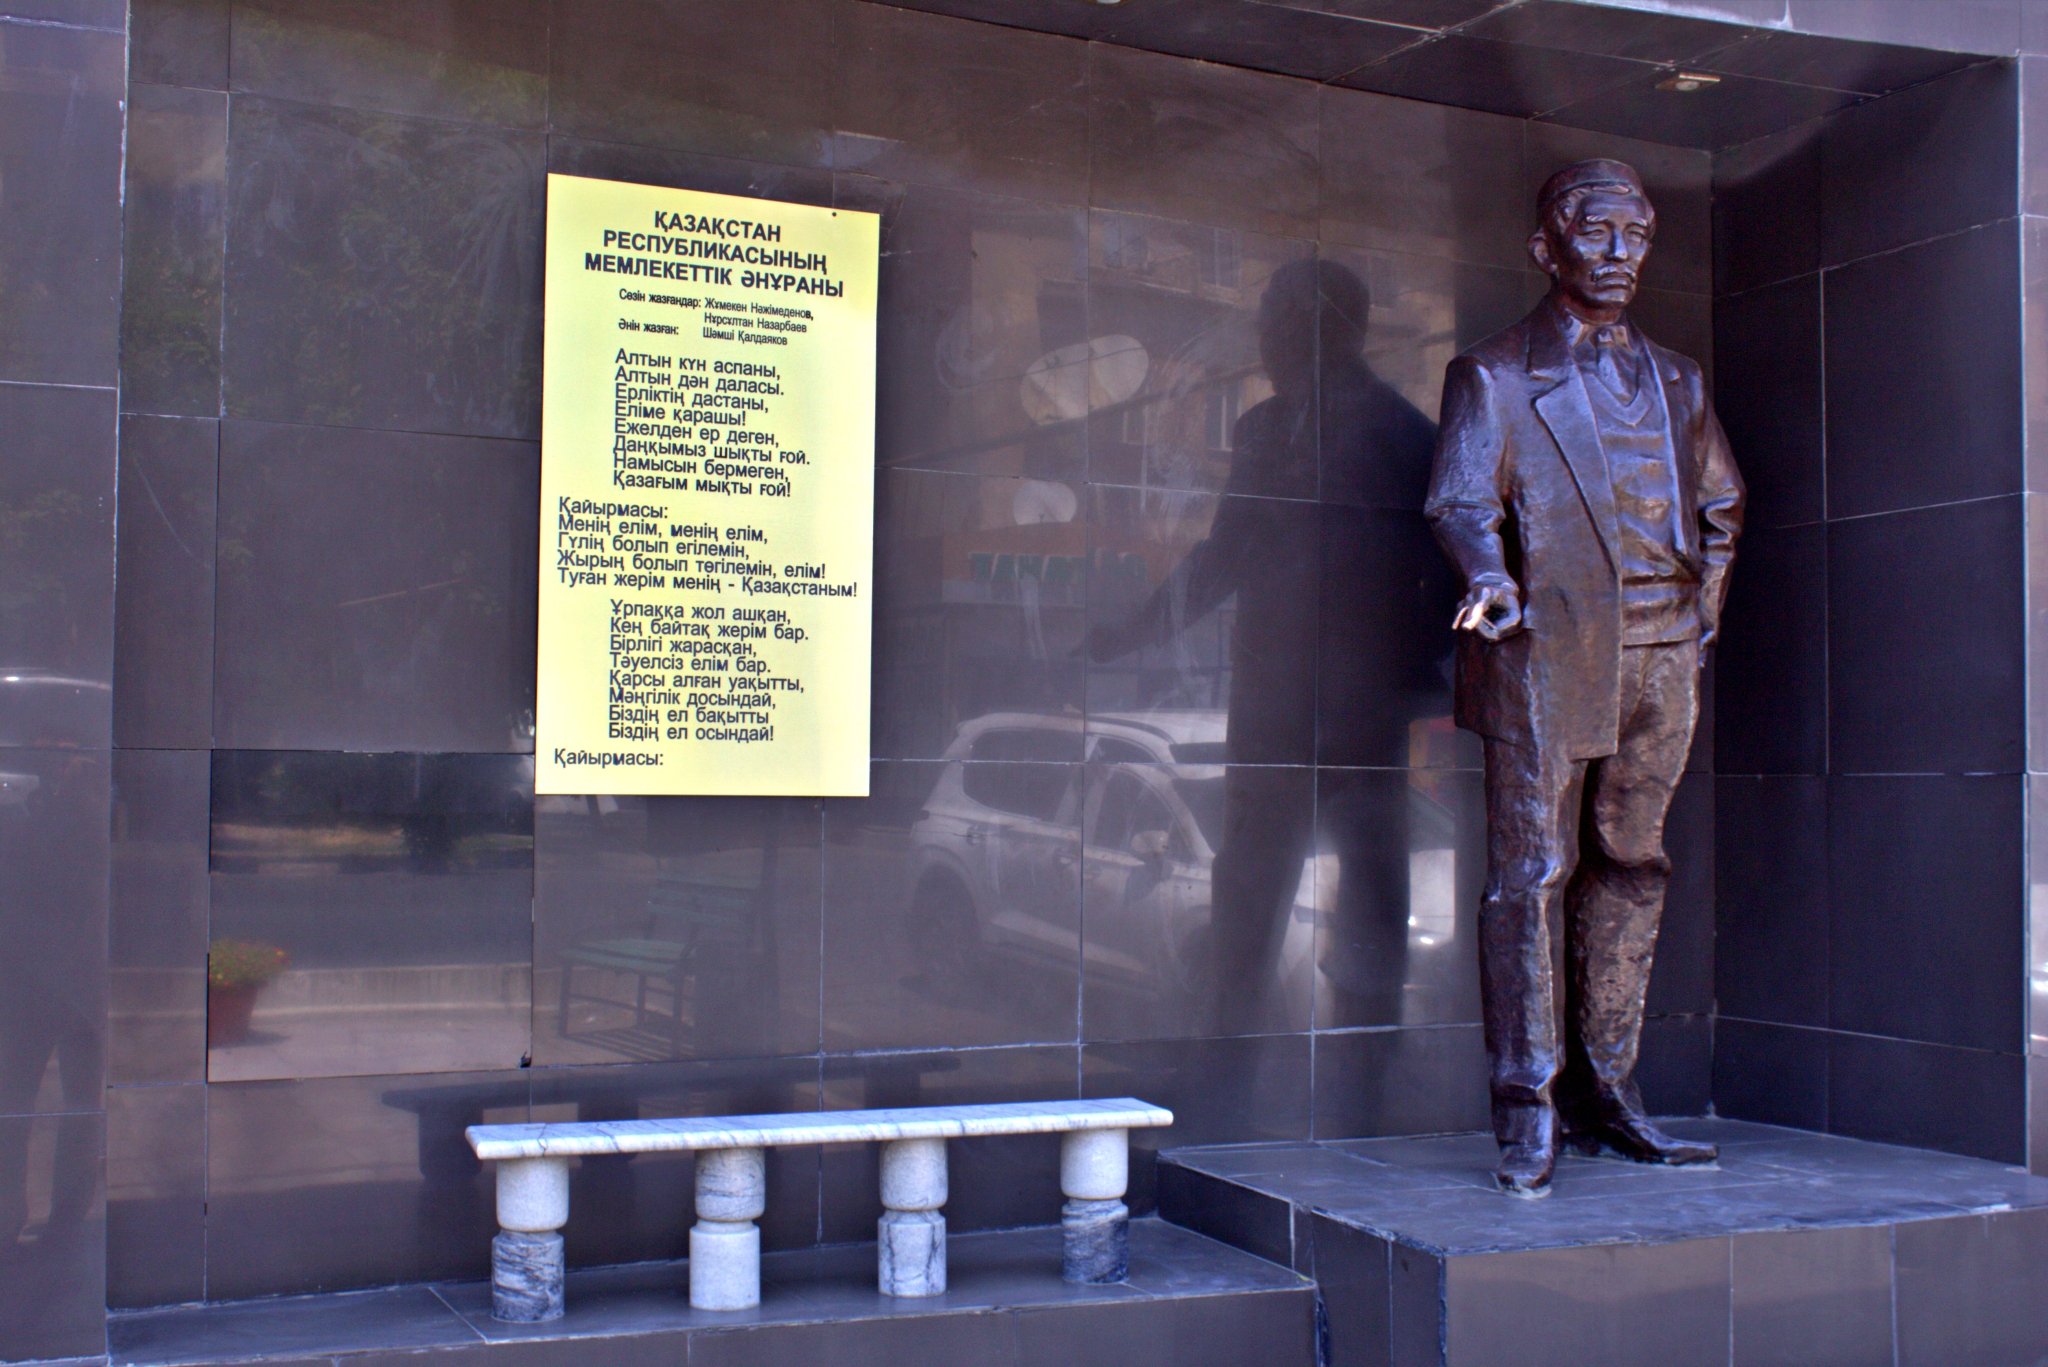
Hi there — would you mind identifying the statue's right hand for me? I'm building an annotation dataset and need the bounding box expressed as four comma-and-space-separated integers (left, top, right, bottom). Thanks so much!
1451, 583, 1522, 642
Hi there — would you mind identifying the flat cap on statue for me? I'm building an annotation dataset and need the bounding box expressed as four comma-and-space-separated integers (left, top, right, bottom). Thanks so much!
1536, 158, 1646, 213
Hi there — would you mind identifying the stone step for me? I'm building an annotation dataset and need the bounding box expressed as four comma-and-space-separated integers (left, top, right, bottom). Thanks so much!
110, 1219, 1317, 1367
1156, 1117, 2048, 1367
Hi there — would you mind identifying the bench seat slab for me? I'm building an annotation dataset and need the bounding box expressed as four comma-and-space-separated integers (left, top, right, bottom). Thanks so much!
468, 1098, 1173, 1159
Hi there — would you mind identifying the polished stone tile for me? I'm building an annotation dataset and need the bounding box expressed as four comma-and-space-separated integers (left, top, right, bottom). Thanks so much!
1636, 1012, 1714, 1116
1443, 1236, 1731, 1367
106, 1083, 206, 1309
1317, 248, 1519, 502
687, 1305, 1017, 1366
845, 179, 1087, 483
1713, 274, 1821, 530
1645, 778, 1714, 1018
1338, 34, 1647, 121
1084, 1033, 1312, 1212
0, 1111, 105, 1363
1543, 66, 1861, 152
824, 760, 1080, 1050
1823, 221, 2022, 520
1827, 498, 2024, 775
529, 1056, 821, 1266
130, 0, 229, 88
113, 1283, 474, 1364
0, 749, 109, 1117
1319, 87, 1526, 270
1089, 43, 1320, 240
121, 83, 227, 418
1707, 28, 1983, 95
1713, 1019, 1828, 1130
230, 0, 547, 126
0, 0, 123, 23
205, 1069, 523, 1298
548, 135, 834, 212
1086, 485, 1317, 767
1828, 774, 2020, 1053
223, 98, 544, 438
1827, 1032, 2026, 1164
1009, 1287, 1315, 1367
1715, 777, 1826, 1027
835, 4, 1087, 204
110, 750, 211, 1086
1099, 0, 1422, 82
114, 416, 216, 750
1526, 124, 1713, 297
1460, 0, 1748, 63
1788, 0, 2020, 57
1713, 121, 1823, 296
1715, 524, 1826, 776
207, 751, 534, 1082
1732, 1224, 1892, 1367
1082, 209, 1313, 496
1894, 1208, 2048, 1367
0, 384, 115, 748
531, 794, 821, 1066
1819, 59, 2018, 269
0, 20, 123, 386
1312, 1024, 1490, 1141
817, 1044, 1077, 1244
1303, 1213, 1389, 1359
212, 420, 539, 752
869, 468, 1087, 760
1317, 508, 1465, 769
1314, 767, 1482, 1032
1157, 1161, 1296, 1270
548, 0, 836, 169
1080, 762, 1314, 1042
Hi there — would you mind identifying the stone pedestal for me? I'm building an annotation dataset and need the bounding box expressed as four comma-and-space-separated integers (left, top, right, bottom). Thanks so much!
691, 1147, 766, 1311
878, 1136, 948, 1296
1060, 1128, 1130, 1283
492, 1157, 569, 1322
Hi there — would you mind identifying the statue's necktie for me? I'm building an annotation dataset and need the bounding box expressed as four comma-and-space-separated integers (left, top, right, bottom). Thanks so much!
1591, 325, 1634, 402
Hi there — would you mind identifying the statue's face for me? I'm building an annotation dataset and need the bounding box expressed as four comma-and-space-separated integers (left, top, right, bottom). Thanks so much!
1531, 190, 1655, 312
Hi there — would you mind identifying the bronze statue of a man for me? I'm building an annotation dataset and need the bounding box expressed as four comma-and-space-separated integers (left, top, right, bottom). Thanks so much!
1425, 160, 1744, 1197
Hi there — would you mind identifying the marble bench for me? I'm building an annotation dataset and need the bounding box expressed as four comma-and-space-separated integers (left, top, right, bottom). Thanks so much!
466, 1096, 1174, 1321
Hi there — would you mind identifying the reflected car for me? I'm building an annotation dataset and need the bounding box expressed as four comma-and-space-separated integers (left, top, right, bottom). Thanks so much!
905, 711, 1315, 1027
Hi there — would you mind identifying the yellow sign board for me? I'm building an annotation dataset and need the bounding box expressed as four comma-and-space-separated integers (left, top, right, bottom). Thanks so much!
536, 174, 879, 795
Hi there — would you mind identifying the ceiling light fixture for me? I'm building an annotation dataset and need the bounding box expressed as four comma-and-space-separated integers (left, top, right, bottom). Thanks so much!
1656, 71, 1721, 92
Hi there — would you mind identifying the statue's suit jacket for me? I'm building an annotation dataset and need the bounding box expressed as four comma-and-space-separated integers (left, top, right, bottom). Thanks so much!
1424, 301, 1744, 760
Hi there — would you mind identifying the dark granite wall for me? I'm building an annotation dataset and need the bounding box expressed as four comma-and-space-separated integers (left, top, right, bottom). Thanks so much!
52, 0, 2042, 1331
99, 0, 1723, 1308
0, 3, 124, 1362
1710, 60, 2031, 1163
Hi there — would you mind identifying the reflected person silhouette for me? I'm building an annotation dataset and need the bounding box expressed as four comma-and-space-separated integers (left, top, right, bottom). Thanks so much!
1085, 260, 1438, 1035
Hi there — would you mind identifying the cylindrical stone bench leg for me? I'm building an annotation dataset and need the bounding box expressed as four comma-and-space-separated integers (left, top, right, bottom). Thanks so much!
691, 1147, 765, 1311
878, 1136, 947, 1296
1061, 1128, 1130, 1284
493, 1157, 570, 1321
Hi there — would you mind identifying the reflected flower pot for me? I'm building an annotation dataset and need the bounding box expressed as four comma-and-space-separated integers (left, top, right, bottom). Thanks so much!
208, 983, 260, 1047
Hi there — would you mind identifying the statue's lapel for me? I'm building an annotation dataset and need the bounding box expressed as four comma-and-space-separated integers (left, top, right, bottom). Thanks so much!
1527, 310, 1620, 574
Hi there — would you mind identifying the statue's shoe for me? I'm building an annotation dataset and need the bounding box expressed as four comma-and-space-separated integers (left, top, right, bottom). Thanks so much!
1495, 1139, 1556, 1198
1568, 1110, 1717, 1166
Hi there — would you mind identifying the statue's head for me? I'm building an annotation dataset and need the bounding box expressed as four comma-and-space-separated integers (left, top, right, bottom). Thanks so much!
1530, 159, 1655, 315
1257, 258, 1369, 395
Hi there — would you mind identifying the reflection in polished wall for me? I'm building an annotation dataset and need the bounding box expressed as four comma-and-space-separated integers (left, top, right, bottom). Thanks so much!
534, 795, 822, 1066
90, 0, 1751, 1307
206, 752, 533, 1081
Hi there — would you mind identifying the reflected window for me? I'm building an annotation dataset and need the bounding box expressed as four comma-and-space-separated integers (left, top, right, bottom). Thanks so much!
961, 728, 1079, 823
1092, 769, 1181, 861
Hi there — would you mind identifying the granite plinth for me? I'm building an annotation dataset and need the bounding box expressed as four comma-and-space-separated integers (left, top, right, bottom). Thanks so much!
1159, 1118, 2048, 1367
109, 1219, 1314, 1367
